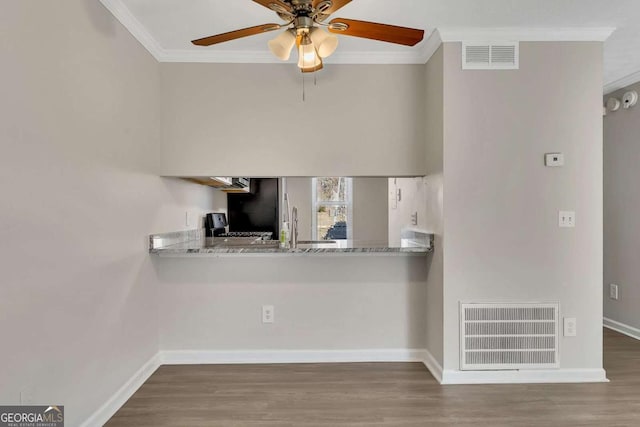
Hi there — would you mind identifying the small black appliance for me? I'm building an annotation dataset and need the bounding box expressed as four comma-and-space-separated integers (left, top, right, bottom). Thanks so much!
205, 212, 228, 237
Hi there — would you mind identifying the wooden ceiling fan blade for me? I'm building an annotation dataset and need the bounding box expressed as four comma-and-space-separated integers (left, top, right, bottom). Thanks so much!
328, 18, 424, 46
313, 0, 352, 15
192, 24, 281, 46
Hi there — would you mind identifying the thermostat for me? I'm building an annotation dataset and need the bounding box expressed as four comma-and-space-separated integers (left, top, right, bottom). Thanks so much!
545, 153, 564, 167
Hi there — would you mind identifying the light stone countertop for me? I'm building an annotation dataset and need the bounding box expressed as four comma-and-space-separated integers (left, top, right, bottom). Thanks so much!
149, 230, 433, 257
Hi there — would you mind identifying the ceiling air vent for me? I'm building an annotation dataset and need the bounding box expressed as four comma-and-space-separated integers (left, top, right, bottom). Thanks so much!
462, 42, 519, 70
460, 302, 559, 370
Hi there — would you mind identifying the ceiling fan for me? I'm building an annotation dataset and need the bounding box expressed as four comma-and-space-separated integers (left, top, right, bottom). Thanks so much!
191, 0, 425, 73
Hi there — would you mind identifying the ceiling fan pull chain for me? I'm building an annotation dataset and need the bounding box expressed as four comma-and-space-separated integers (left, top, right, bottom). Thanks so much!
302, 72, 306, 102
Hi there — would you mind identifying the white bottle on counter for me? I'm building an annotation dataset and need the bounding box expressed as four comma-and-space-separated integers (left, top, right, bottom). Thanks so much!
281, 192, 291, 249
280, 221, 290, 248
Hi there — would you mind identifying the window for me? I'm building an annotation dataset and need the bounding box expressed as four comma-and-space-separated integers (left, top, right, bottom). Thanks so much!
312, 177, 353, 240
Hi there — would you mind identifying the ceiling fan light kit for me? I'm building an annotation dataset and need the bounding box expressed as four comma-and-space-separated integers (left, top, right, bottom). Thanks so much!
268, 29, 296, 60
191, 0, 425, 73
297, 33, 323, 72
310, 27, 339, 58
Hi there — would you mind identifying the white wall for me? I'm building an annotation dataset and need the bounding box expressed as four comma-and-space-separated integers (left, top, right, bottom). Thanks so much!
422, 46, 445, 367
0, 1, 217, 425
160, 64, 427, 177
442, 42, 604, 371
158, 257, 428, 351
388, 177, 429, 247
604, 81, 640, 330
353, 178, 389, 243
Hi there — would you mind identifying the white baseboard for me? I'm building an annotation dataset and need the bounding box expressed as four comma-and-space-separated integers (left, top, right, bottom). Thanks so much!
421, 350, 444, 384
80, 353, 160, 427
604, 317, 640, 341
159, 348, 427, 365
441, 368, 609, 384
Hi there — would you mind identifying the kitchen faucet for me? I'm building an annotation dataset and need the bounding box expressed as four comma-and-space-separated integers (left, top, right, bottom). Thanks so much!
290, 206, 298, 248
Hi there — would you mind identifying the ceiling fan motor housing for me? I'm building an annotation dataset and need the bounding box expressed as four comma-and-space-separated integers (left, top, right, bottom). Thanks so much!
294, 16, 314, 30
289, 0, 315, 15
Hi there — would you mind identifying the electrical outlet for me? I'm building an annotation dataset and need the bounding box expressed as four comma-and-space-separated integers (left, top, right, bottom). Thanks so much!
262, 305, 274, 324
559, 211, 575, 228
545, 153, 565, 167
563, 317, 577, 337
20, 388, 34, 405
610, 284, 619, 300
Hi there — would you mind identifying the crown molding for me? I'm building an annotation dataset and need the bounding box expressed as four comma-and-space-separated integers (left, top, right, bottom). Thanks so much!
99, 0, 164, 61
418, 30, 443, 64
438, 27, 616, 42
604, 70, 640, 94
159, 49, 294, 64
160, 48, 432, 65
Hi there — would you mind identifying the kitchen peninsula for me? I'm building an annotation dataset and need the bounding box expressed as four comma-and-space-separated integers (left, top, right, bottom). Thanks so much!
149, 229, 433, 257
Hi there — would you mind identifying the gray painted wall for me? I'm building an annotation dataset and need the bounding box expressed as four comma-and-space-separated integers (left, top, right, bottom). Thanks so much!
388, 177, 429, 246
352, 177, 389, 243
423, 47, 445, 367
158, 257, 428, 351
0, 2, 218, 425
604, 81, 640, 330
442, 42, 604, 370
160, 64, 427, 177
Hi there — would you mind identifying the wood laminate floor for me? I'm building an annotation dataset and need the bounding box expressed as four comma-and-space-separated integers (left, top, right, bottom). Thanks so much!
106, 329, 640, 426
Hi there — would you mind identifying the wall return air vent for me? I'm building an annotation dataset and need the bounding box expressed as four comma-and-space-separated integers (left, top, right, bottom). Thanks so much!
462, 42, 519, 70
460, 302, 559, 371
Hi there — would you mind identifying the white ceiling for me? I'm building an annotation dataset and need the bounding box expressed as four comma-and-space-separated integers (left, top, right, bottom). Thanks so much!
105, 0, 640, 91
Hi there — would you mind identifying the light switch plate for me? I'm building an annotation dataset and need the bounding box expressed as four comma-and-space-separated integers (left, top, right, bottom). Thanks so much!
610, 284, 619, 300
545, 153, 564, 167
262, 305, 274, 324
559, 211, 575, 228
563, 317, 577, 337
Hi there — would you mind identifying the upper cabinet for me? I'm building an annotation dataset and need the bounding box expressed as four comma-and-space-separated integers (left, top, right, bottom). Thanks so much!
185, 177, 251, 193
